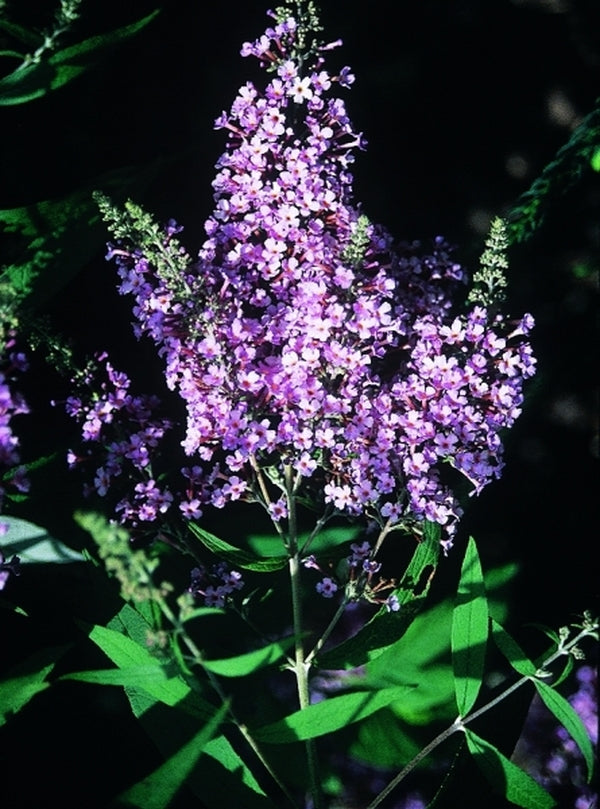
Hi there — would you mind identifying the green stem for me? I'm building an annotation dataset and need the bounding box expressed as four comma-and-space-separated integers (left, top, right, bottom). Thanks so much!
367, 620, 598, 809
156, 594, 298, 808
298, 507, 334, 557
250, 453, 287, 541
366, 718, 463, 809
372, 518, 394, 557
285, 466, 323, 809
306, 596, 348, 665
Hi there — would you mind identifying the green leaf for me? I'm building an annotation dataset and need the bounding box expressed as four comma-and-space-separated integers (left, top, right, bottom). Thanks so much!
300, 524, 361, 556
180, 607, 227, 624
0, 11, 160, 105
360, 599, 456, 725
107, 601, 156, 646
351, 709, 422, 769
85, 622, 212, 719
0, 674, 51, 726
0, 159, 169, 308
491, 619, 537, 678
507, 101, 600, 244
123, 687, 274, 808
200, 736, 274, 808
396, 519, 441, 603
534, 679, 595, 783
253, 685, 415, 744
465, 728, 556, 808
452, 536, 488, 715
246, 524, 360, 559
188, 522, 287, 572
547, 653, 574, 689
390, 663, 455, 726
485, 561, 520, 625
201, 637, 294, 677
0, 597, 28, 616
0, 18, 42, 48
317, 521, 441, 669
59, 665, 180, 690
0, 516, 84, 563
0, 646, 68, 726
114, 701, 229, 809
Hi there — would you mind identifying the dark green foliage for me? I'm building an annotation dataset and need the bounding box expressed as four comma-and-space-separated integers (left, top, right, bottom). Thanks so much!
507, 100, 600, 245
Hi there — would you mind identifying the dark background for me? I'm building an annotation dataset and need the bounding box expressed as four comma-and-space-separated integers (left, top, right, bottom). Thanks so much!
1, 1, 598, 807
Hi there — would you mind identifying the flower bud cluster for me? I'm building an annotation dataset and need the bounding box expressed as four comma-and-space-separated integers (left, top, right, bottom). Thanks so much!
98, 13, 535, 547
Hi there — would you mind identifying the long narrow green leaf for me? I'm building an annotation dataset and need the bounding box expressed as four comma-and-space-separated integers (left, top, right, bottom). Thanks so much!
201, 736, 274, 808
0, 646, 68, 726
0, 18, 42, 48
465, 728, 556, 808
0, 674, 51, 727
188, 522, 287, 572
114, 701, 229, 809
0, 11, 160, 105
360, 599, 456, 725
124, 687, 274, 808
107, 602, 272, 806
507, 100, 600, 244
491, 619, 537, 677
201, 638, 294, 677
180, 606, 227, 624
59, 665, 178, 690
108, 601, 157, 646
0, 158, 171, 308
452, 536, 488, 715
534, 679, 595, 783
253, 685, 414, 744
0, 516, 84, 564
86, 622, 213, 717
247, 525, 359, 558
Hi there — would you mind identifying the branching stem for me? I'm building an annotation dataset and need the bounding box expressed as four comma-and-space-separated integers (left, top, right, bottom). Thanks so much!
367, 619, 598, 809
155, 592, 298, 808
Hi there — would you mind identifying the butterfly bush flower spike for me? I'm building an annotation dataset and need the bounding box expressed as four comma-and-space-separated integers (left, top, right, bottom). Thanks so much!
90, 8, 535, 561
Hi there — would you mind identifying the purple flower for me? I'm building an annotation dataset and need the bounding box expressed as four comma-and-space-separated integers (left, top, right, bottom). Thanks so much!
316, 577, 338, 598
385, 594, 401, 612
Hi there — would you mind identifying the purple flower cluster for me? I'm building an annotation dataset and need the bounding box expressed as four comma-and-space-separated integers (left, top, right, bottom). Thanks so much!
0, 341, 29, 522
0, 340, 28, 589
304, 539, 400, 610
101, 12, 535, 547
188, 562, 244, 607
65, 353, 174, 529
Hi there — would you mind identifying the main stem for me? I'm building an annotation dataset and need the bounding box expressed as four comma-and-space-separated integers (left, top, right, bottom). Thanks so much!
286, 466, 323, 809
